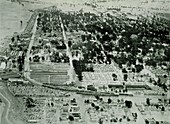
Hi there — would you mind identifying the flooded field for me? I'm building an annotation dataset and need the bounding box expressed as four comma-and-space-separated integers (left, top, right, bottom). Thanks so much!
0, 0, 170, 40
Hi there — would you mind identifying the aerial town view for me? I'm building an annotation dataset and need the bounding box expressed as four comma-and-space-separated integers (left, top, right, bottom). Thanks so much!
0, 0, 170, 124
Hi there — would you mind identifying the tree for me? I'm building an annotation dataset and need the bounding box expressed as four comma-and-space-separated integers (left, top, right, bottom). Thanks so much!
108, 98, 112, 104
68, 115, 74, 121
135, 64, 144, 73
100, 108, 103, 111
164, 47, 170, 61
124, 74, 128, 81
167, 64, 170, 75
26, 97, 35, 108
11, 37, 15, 42
72, 60, 83, 81
132, 68, 135, 73
91, 102, 95, 107
146, 98, 150, 106
112, 73, 117, 78
68, 41, 72, 47
95, 95, 100, 100
95, 106, 100, 111
18, 64, 23, 72
122, 68, 127, 73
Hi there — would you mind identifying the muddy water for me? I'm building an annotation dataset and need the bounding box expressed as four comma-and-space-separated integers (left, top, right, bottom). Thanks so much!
0, 0, 169, 41
0, 0, 32, 40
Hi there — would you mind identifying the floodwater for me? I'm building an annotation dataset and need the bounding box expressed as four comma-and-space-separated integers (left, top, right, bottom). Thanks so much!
0, 0, 30, 40
0, 0, 170, 41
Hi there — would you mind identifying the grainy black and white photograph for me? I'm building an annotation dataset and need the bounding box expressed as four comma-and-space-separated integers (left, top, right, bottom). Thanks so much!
0, 0, 170, 124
